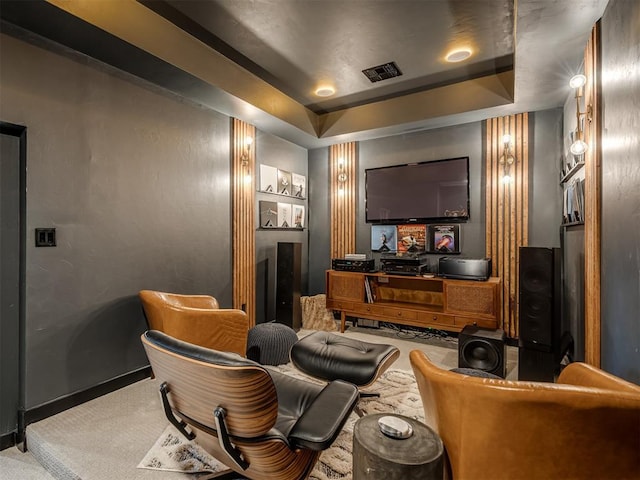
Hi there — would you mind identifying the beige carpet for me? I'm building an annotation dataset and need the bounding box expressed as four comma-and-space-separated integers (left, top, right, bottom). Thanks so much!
138, 367, 424, 480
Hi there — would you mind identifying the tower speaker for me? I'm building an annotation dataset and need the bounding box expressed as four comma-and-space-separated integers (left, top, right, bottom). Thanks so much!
518, 246, 562, 381
458, 326, 507, 378
276, 242, 302, 330
519, 247, 562, 349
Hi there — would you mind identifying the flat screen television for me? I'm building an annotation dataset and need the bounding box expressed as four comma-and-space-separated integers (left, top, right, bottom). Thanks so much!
365, 157, 470, 224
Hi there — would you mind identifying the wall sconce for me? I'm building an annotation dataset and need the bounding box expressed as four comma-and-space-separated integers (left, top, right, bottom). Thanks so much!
240, 136, 253, 166
569, 74, 592, 156
337, 157, 348, 190
500, 133, 515, 184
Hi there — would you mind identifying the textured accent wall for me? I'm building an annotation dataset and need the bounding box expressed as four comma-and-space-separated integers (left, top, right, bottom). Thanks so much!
485, 113, 529, 338
330, 143, 357, 259
232, 119, 256, 326
600, 0, 639, 382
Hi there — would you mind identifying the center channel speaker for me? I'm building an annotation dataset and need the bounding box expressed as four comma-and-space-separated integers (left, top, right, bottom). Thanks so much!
458, 326, 507, 378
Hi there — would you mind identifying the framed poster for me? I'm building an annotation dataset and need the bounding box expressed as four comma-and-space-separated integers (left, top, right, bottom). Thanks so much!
292, 173, 306, 199
396, 224, 427, 253
277, 170, 292, 196
259, 201, 278, 228
293, 205, 305, 228
277, 202, 293, 228
428, 224, 460, 254
371, 225, 397, 252
259, 165, 278, 193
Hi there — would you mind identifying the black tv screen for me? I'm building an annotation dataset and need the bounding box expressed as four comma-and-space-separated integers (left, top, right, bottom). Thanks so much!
365, 157, 470, 224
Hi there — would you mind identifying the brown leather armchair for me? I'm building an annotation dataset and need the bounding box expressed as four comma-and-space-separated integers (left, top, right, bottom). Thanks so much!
142, 330, 359, 480
410, 350, 640, 480
139, 290, 249, 356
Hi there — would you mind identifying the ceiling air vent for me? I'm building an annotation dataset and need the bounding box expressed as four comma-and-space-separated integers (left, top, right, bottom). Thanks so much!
362, 62, 403, 83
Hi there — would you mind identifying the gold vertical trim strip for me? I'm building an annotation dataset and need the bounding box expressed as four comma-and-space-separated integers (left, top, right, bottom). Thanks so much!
232, 118, 256, 327
584, 23, 601, 367
485, 113, 529, 337
330, 143, 357, 259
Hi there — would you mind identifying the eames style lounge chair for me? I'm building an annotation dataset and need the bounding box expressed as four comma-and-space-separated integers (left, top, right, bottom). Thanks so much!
141, 330, 360, 480
410, 350, 640, 480
139, 289, 249, 356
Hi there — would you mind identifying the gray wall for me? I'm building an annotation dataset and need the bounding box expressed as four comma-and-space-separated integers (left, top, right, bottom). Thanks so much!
309, 112, 563, 297
600, 0, 640, 383
0, 34, 233, 408
254, 131, 308, 323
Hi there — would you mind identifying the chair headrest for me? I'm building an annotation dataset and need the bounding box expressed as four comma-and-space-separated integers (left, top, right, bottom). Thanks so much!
144, 330, 258, 368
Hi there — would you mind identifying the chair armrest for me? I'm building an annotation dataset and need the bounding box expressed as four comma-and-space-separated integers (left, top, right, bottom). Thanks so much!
288, 380, 359, 451
162, 308, 250, 356
558, 362, 640, 393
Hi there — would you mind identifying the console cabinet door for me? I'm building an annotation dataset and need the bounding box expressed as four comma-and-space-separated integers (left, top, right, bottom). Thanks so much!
326, 271, 365, 302
444, 279, 500, 320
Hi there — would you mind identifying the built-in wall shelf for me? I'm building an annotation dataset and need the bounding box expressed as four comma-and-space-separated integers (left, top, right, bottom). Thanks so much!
560, 161, 585, 184
562, 221, 585, 228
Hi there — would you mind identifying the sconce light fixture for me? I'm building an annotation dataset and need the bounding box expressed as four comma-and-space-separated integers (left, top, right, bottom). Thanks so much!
335, 157, 349, 195
337, 157, 348, 183
569, 74, 591, 156
500, 133, 515, 184
240, 136, 253, 166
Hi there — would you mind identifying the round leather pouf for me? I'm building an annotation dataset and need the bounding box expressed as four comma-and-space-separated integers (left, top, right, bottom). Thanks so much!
246, 322, 298, 366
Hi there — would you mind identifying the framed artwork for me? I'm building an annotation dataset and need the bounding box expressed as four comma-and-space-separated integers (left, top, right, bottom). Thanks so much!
396, 224, 427, 253
277, 170, 292, 196
428, 224, 460, 254
259, 201, 278, 228
259, 165, 278, 193
292, 173, 306, 198
293, 205, 305, 228
277, 202, 293, 228
371, 225, 397, 252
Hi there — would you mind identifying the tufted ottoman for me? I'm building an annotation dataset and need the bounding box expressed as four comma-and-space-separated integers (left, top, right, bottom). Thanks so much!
246, 322, 299, 366
290, 331, 400, 390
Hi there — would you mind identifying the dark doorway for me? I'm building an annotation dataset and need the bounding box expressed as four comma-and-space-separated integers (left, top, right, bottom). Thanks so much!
0, 122, 26, 450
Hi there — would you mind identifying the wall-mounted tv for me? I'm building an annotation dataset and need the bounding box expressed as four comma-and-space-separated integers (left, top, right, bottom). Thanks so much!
365, 157, 470, 224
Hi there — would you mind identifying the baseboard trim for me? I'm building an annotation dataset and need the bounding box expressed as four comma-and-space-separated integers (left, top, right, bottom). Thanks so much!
18, 366, 151, 449
1, 432, 16, 451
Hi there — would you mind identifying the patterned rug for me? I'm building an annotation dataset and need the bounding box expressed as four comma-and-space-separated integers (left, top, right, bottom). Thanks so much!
138, 366, 424, 480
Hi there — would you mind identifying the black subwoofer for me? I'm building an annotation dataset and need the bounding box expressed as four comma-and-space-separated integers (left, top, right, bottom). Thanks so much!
458, 326, 507, 378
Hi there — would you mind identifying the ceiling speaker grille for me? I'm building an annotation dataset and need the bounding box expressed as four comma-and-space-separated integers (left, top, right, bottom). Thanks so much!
362, 62, 402, 83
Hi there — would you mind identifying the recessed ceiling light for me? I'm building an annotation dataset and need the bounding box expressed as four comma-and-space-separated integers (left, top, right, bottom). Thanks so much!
315, 86, 335, 97
445, 49, 472, 63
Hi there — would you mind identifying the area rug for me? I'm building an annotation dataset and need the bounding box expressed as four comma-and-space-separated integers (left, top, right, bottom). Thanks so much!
138, 366, 424, 480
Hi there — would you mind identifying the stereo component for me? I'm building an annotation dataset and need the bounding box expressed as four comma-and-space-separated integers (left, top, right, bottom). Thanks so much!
438, 257, 491, 281
332, 258, 376, 273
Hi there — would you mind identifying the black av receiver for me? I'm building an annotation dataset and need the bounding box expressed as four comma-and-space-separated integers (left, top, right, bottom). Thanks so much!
332, 258, 376, 273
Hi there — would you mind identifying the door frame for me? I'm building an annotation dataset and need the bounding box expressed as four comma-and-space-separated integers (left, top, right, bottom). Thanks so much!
0, 121, 27, 450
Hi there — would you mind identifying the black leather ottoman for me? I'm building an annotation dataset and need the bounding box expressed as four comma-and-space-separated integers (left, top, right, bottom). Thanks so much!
290, 331, 400, 388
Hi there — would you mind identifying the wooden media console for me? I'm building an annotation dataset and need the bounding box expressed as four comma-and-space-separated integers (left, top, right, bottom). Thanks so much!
326, 270, 501, 333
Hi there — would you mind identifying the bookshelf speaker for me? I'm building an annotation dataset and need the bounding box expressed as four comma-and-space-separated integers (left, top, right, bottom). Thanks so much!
276, 242, 302, 330
458, 326, 506, 378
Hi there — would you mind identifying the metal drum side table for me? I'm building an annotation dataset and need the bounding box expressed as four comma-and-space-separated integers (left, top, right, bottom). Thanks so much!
353, 413, 444, 480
